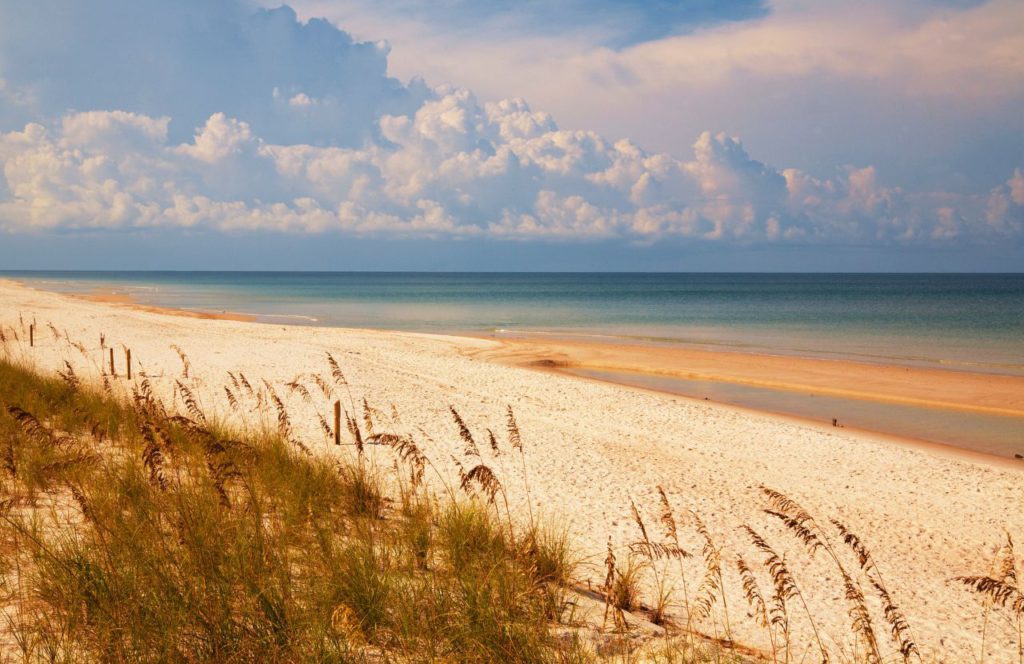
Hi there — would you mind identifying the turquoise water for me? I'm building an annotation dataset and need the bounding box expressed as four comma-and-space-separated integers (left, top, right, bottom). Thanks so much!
6, 271, 1022, 376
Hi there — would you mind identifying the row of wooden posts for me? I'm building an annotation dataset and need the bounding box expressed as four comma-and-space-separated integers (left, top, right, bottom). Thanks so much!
28, 324, 343, 445
104, 347, 132, 380
26, 323, 134, 380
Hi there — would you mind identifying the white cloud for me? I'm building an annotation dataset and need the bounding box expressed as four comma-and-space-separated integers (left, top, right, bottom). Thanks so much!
0, 0, 1020, 252
60, 111, 170, 149
288, 93, 316, 108
598, 0, 1024, 98
1, 100, 1020, 245
176, 114, 257, 163
291, 0, 1023, 193
1009, 168, 1024, 206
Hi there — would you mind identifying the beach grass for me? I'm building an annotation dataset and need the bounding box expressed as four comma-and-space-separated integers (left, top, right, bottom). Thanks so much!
0, 356, 596, 661
0, 322, 1022, 663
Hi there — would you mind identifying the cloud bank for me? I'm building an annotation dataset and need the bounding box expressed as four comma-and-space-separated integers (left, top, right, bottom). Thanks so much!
3, 99, 1021, 244
0, 0, 1021, 250
308, 0, 1023, 194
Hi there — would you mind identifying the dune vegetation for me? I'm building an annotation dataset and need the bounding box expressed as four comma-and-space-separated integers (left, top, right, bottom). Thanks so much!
0, 319, 1021, 663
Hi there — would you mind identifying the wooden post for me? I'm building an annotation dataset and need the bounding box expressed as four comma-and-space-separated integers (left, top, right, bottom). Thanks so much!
29, 324, 33, 347
109, 348, 116, 377
333, 400, 341, 446
126, 348, 132, 380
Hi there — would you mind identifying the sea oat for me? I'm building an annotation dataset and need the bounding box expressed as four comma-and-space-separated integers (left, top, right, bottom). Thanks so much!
450, 407, 479, 457
833, 519, 919, 661
326, 352, 347, 387
506, 405, 522, 452
692, 512, 724, 622
460, 463, 503, 504
737, 556, 770, 629
285, 379, 313, 404
58, 360, 80, 391
175, 380, 207, 425
224, 386, 240, 412
170, 344, 191, 378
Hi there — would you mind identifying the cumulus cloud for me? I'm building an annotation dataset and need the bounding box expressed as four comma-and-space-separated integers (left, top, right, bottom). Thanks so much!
0, 0, 1020, 249
2, 98, 1020, 245
1009, 169, 1024, 206
309, 0, 1023, 196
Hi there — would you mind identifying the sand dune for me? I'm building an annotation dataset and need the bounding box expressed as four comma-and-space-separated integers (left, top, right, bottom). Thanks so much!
2, 279, 1022, 662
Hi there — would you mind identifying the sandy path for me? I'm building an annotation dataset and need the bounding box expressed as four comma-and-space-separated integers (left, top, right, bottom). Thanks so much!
2, 280, 1022, 662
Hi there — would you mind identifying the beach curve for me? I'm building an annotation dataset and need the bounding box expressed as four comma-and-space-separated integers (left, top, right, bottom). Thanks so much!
1, 278, 1022, 661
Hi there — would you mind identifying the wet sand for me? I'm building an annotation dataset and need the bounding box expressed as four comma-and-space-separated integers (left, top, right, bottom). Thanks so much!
466, 335, 1024, 418
74, 290, 257, 322
464, 335, 1024, 459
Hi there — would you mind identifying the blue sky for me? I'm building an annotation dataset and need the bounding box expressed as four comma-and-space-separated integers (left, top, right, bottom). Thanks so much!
0, 0, 1021, 270
311, 0, 771, 48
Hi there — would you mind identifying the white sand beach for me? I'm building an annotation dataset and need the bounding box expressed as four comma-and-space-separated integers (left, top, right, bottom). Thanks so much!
2, 279, 1022, 662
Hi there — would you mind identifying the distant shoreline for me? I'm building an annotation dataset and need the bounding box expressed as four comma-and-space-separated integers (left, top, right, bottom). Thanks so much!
6, 271, 1022, 378
73, 290, 259, 322
10, 276, 1024, 460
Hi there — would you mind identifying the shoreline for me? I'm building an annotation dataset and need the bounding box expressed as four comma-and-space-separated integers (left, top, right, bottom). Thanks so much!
559, 363, 1024, 471
463, 334, 1024, 418
462, 334, 1024, 459
2, 277, 1022, 659
72, 290, 259, 322
11, 277, 1024, 462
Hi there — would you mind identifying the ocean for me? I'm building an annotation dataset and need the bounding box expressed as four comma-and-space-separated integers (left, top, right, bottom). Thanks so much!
6, 271, 1022, 376
5, 271, 1023, 456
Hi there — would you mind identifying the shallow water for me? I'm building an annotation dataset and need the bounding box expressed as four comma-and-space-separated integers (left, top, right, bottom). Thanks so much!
568, 368, 1024, 458
7, 271, 1023, 376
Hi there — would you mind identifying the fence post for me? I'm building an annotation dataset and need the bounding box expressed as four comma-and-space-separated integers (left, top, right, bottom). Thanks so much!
109, 348, 116, 377
126, 348, 132, 380
334, 400, 341, 445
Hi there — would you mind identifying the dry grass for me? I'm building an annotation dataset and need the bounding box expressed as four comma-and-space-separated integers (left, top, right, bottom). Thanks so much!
0, 323, 1019, 663
613, 481, 1020, 664
0, 355, 579, 662
955, 532, 1024, 664
0, 345, 740, 663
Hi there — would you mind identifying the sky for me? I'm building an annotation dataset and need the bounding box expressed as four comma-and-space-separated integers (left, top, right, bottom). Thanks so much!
0, 0, 1021, 271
